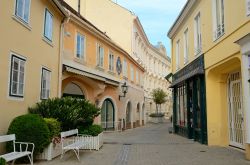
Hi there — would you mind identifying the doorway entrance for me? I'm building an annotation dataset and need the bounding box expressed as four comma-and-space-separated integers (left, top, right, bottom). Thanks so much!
101, 99, 115, 130
228, 72, 245, 149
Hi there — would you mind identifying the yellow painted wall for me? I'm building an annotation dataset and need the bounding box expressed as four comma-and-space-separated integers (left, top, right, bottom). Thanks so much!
66, 0, 135, 54
170, 0, 250, 149
63, 19, 144, 85
0, 0, 63, 136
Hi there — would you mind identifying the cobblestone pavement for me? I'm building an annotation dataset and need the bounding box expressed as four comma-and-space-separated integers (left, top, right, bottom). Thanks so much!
35, 121, 250, 165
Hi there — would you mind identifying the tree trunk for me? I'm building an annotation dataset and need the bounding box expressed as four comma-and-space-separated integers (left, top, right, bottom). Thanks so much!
155, 104, 158, 114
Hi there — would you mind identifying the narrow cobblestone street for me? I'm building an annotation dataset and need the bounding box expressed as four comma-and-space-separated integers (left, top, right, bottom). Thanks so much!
35, 121, 250, 165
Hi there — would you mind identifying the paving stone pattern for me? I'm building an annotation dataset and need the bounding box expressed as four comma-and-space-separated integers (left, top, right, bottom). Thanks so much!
35, 122, 250, 165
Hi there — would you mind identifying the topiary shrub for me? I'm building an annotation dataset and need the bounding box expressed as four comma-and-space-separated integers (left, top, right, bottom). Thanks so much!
0, 158, 6, 165
44, 118, 61, 139
149, 113, 165, 117
78, 124, 103, 136
29, 97, 100, 131
7, 114, 51, 155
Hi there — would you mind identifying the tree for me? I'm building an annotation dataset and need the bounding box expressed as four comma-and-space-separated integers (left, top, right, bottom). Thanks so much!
151, 88, 167, 114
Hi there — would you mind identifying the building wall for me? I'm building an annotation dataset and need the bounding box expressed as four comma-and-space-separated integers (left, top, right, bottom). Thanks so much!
169, 0, 250, 157
0, 0, 63, 136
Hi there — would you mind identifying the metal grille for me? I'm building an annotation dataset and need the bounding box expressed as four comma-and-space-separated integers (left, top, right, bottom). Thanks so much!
228, 72, 245, 149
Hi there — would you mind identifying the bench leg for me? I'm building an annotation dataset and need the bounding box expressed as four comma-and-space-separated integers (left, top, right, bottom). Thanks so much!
11, 159, 16, 165
61, 149, 65, 159
27, 154, 33, 165
73, 149, 80, 161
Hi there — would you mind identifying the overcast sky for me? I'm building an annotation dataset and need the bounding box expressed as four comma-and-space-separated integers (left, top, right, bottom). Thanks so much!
113, 0, 187, 57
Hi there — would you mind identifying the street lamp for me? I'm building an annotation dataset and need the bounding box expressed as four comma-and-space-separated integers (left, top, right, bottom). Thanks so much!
119, 82, 128, 100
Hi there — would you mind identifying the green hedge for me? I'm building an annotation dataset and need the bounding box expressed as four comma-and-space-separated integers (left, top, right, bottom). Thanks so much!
44, 118, 61, 139
78, 124, 103, 136
29, 97, 100, 131
7, 114, 51, 155
0, 158, 6, 165
149, 113, 165, 117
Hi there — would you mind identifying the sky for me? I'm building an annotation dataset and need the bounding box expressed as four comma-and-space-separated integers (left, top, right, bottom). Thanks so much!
113, 0, 187, 57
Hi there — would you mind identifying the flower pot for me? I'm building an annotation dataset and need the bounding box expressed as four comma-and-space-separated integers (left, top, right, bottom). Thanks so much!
36, 141, 62, 161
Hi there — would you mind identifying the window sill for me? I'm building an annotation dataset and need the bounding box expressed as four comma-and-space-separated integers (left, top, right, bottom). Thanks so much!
42, 37, 54, 47
108, 70, 116, 76
12, 15, 31, 31
8, 95, 24, 102
96, 65, 105, 72
74, 58, 86, 65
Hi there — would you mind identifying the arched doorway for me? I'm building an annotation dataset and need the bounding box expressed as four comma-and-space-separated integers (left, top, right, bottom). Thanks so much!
101, 99, 115, 130
136, 103, 140, 127
142, 104, 145, 125
62, 82, 85, 99
126, 101, 132, 129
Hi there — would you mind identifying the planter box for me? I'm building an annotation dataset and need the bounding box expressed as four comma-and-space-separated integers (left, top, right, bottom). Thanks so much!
37, 132, 104, 161
80, 132, 104, 151
36, 142, 62, 161
150, 117, 164, 123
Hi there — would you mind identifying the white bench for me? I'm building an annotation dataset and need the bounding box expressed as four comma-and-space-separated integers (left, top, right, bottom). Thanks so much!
60, 129, 91, 161
0, 134, 34, 165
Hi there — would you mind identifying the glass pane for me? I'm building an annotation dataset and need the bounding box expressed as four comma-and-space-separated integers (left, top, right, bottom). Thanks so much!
77, 35, 81, 57
107, 101, 114, 128
19, 72, 24, 84
20, 61, 25, 72
12, 70, 18, 82
13, 59, 19, 70
16, 0, 24, 18
24, 0, 30, 22
81, 36, 84, 57
18, 83, 24, 95
12, 82, 18, 94
101, 102, 106, 128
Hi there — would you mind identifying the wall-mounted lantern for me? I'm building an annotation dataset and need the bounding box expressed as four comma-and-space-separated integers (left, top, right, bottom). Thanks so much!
119, 82, 128, 100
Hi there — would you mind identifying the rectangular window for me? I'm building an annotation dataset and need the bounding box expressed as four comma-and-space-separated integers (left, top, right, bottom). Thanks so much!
41, 68, 51, 100
130, 66, 134, 81
9, 55, 26, 97
76, 33, 85, 59
123, 59, 128, 77
184, 29, 189, 64
194, 13, 202, 55
109, 51, 114, 71
213, 0, 224, 40
136, 71, 139, 83
97, 44, 104, 67
247, 0, 250, 16
44, 9, 53, 41
176, 40, 180, 70
15, 0, 30, 23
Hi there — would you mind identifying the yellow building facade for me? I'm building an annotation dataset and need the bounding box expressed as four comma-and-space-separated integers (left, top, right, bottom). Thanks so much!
0, 0, 66, 150
60, 1, 145, 130
168, 0, 250, 159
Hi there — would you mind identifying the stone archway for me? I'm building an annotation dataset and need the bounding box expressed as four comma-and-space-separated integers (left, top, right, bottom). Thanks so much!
142, 103, 145, 125
62, 82, 85, 99
135, 103, 140, 127
126, 101, 132, 129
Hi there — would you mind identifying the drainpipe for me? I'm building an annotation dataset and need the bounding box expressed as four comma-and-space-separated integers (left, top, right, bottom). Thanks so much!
58, 12, 70, 98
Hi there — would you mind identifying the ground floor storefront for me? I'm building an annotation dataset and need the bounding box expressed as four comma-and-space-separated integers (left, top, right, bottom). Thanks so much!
171, 55, 207, 144
62, 65, 145, 131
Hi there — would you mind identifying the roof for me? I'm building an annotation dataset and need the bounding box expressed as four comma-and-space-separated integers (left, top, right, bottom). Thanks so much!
50, 0, 68, 16
167, 0, 197, 39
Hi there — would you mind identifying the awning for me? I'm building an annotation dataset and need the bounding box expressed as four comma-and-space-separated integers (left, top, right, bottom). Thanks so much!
64, 65, 120, 87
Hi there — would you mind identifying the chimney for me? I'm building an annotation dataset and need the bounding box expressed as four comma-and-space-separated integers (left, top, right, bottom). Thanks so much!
78, 0, 81, 13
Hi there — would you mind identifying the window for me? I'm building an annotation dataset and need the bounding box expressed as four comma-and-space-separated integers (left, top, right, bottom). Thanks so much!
176, 40, 180, 70
246, 0, 250, 16
15, 0, 30, 23
44, 9, 53, 41
130, 66, 134, 81
213, 0, 224, 40
109, 51, 114, 71
9, 55, 26, 97
97, 44, 104, 67
76, 33, 85, 59
194, 13, 202, 55
123, 59, 128, 77
184, 29, 189, 64
41, 68, 51, 100
136, 71, 139, 83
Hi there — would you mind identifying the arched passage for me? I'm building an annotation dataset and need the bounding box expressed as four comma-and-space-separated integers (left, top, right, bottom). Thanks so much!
101, 99, 115, 130
135, 103, 140, 127
62, 82, 85, 99
142, 103, 145, 125
126, 101, 132, 129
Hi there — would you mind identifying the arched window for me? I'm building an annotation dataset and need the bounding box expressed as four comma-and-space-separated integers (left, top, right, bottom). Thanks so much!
101, 99, 115, 130
63, 83, 85, 99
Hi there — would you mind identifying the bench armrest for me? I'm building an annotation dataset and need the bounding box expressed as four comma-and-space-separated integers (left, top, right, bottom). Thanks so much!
77, 134, 93, 137
14, 142, 35, 154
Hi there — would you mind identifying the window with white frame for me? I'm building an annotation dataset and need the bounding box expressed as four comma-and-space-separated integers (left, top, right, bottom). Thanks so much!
109, 51, 114, 71
246, 0, 250, 16
76, 33, 85, 59
136, 70, 139, 83
123, 59, 128, 77
9, 55, 26, 97
194, 13, 202, 55
184, 29, 189, 64
97, 44, 104, 67
41, 68, 51, 100
130, 66, 134, 81
176, 40, 180, 70
44, 9, 53, 41
212, 0, 224, 40
15, 0, 30, 23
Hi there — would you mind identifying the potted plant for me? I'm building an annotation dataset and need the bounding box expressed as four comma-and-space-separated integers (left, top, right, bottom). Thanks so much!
150, 88, 167, 123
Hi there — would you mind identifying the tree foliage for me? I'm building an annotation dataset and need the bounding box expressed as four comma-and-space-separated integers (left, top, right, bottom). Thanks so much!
151, 88, 167, 114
